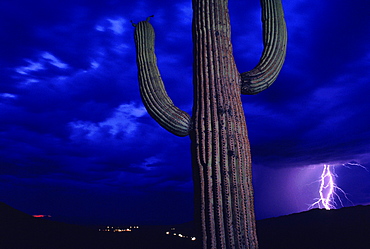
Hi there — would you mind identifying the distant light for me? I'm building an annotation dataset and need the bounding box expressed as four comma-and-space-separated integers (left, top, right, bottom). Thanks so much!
191, 237, 196, 241
32, 215, 51, 218
100, 225, 139, 232
166, 231, 170, 235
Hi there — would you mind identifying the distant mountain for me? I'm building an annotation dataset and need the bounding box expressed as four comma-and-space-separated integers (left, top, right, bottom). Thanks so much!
0, 202, 369, 249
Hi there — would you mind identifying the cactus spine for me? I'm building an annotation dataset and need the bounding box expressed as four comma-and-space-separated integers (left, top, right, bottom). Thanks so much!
133, 1, 287, 248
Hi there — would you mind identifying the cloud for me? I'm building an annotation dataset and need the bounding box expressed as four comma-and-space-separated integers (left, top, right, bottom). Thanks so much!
175, 2, 192, 25
15, 60, 45, 75
41, 52, 69, 69
107, 18, 127, 35
68, 102, 147, 140
0, 93, 17, 99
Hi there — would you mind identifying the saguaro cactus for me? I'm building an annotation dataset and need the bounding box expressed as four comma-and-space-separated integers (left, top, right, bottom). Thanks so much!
133, 0, 287, 248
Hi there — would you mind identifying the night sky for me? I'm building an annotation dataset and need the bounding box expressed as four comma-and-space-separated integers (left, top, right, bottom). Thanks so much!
1, 0, 370, 226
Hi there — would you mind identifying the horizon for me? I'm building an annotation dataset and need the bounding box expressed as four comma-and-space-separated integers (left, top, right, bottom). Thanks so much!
1, 0, 370, 226
2, 202, 369, 249
2, 201, 370, 227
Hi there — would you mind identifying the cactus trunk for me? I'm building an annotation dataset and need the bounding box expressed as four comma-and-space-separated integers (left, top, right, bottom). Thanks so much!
191, 1, 257, 248
133, 0, 286, 248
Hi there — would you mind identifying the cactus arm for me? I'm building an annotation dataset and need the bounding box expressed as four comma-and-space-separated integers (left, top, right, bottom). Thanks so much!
240, 0, 287, 95
133, 19, 192, 137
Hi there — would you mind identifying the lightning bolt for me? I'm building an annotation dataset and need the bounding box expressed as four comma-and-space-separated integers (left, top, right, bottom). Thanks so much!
309, 164, 336, 210
343, 162, 370, 172
308, 162, 368, 211
309, 164, 353, 210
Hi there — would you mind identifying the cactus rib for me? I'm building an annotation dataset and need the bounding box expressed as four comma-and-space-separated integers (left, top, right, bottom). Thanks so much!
240, 0, 287, 95
134, 20, 192, 137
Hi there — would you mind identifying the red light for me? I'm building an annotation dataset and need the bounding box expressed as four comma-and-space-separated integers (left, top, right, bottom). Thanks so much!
32, 215, 51, 218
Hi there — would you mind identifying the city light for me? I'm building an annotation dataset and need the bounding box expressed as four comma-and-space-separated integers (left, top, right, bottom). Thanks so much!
99, 225, 139, 232
98, 224, 198, 242
165, 227, 196, 241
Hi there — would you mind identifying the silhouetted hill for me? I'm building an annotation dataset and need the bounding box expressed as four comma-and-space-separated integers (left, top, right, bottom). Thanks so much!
257, 205, 370, 249
0, 202, 114, 248
0, 202, 369, 248
0, 202, 199, 249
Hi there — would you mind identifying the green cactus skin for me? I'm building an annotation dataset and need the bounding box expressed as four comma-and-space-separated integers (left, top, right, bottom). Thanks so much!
133, 1, 287, 248
241, 0, 287, 95
134, 18, 192, 137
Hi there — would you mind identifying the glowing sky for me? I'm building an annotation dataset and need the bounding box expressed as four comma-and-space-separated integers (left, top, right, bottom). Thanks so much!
1, 0, 370, 225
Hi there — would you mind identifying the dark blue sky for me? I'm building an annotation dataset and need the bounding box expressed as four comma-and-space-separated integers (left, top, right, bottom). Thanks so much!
1, 0, 370, 226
